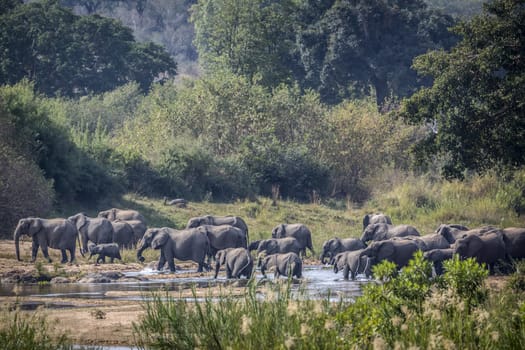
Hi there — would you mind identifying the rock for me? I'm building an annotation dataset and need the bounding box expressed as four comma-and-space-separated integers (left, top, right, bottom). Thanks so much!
50, 276, 71, 284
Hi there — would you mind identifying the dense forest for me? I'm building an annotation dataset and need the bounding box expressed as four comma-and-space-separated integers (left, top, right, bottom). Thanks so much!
1, 0, 524, 232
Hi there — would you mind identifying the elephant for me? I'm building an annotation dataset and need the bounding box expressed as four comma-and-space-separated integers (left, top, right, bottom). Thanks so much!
435, 224, 470, 244
88, 242, 122, 264
393, 234, 450, 251
360, 223, 420, 243
136, 227, 210, 272
359, 239, 420, 270
68, 213, 114, 255
14, 217, 78, 263
256, 237, 303, 257
501, 227, 525, 260
259, 252, 303, 279
362, 213, 393, 230
248, 240, 261, 252
423, 248, 454, 275
453, 230, 507, 273
332, 250, 374, 280
119, 219, 147, 247
98, 208, 146, 225
320, 237, 366, 264
271, 223, 315, 257
110, 220, 135, 249
186, 214, 249, 240
214, 248, 253, 279
196, 225, 247, 261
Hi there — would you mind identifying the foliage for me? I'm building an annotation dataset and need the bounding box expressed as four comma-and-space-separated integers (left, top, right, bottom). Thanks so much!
134, 281, 346, 349
191, 0, 302, 88
295, 0, 458, 106
398, 0, 525, 178
0, 0, 176, 97
60, 0, 197, 75
0, 81, 118, 207
442, 254, 488, 307
425, 0, 485, 18
336, 252, 525, 349
0, 307, 71, 350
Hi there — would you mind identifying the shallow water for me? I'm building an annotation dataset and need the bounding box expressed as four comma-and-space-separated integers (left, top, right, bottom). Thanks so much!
0, 265, 370, 303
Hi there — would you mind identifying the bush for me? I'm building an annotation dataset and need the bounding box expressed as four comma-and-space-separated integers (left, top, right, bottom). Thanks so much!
0, 308, 71, 350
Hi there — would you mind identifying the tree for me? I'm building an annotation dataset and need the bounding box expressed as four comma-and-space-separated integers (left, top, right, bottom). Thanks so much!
0, 0, 176, 97
397, 0, 525, 178
296, 0, 457, 106
190, 0, 303, 87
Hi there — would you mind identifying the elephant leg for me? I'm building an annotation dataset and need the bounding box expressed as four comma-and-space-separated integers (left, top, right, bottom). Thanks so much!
157, 254, 167, 271
110, 257, 115, 263
226, 266, 232, 279
60, 250, 68, 263
343, 265, 350, 280
31, 238, 39, 262
167, 259, 176, 272
40, 242, 51, 263
69, 248, 75, 263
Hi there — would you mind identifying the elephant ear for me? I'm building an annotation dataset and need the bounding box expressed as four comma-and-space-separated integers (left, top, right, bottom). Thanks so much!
332, 238, 341, 250
29, 219, 43, 236
151, 231, 169, 249
466, 235, 484, 255
378, 241, 395, 259
363, 214, 370, 229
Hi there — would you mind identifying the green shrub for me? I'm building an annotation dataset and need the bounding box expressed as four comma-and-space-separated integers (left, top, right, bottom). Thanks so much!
0, 308, 71, 350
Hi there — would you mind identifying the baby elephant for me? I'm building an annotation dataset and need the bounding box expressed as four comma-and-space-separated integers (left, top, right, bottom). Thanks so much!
214, 248, 253, 279
88, 242, 122, 264
332, 250, 373, 280
259, 252, 302, 279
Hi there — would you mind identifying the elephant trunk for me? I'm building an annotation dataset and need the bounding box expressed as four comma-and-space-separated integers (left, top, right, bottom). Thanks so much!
136, 240, 148, 262
14, 224, 23, 261
320, 251, 329, 264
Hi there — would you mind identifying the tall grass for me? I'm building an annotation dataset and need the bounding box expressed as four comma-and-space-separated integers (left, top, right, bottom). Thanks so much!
134, 255, 525, 349
0, 307, 71, 350
134, 280, 347, 349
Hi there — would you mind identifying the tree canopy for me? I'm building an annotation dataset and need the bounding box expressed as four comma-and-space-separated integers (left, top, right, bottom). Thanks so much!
397, 0, 525, 178
0, 0, 176, 97
296, 0, 458, 106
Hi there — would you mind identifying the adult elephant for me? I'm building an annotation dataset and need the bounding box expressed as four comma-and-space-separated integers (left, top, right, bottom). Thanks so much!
136, 227, 210, 272
435, 224, 470, 244
256, 237, 303, 257
501, 227, 525, 260
395, 234, 450, 252
359, 239, 420, 270
361, 223, 420, 243
271, 223, 315, 257
120, 219, 147, 246
423, 248, 454, 275
196, 225, 247, 261
14, 217, 78, 263
320, 237, 366, 264
111, 220, 134, 249
453, 230, 507, 274
362, 213, 393, 230
68, 213, 114, 255
186, 215, 249, 243
214, 248, 253, 279
98, 208, 146, 225
332, 250, 373, 280
259, 252, 303, 279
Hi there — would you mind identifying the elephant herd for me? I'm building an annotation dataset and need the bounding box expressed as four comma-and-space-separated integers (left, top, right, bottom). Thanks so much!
14, 208, 146, 264
13, 210, 525, 282
322, 214, 525, 280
